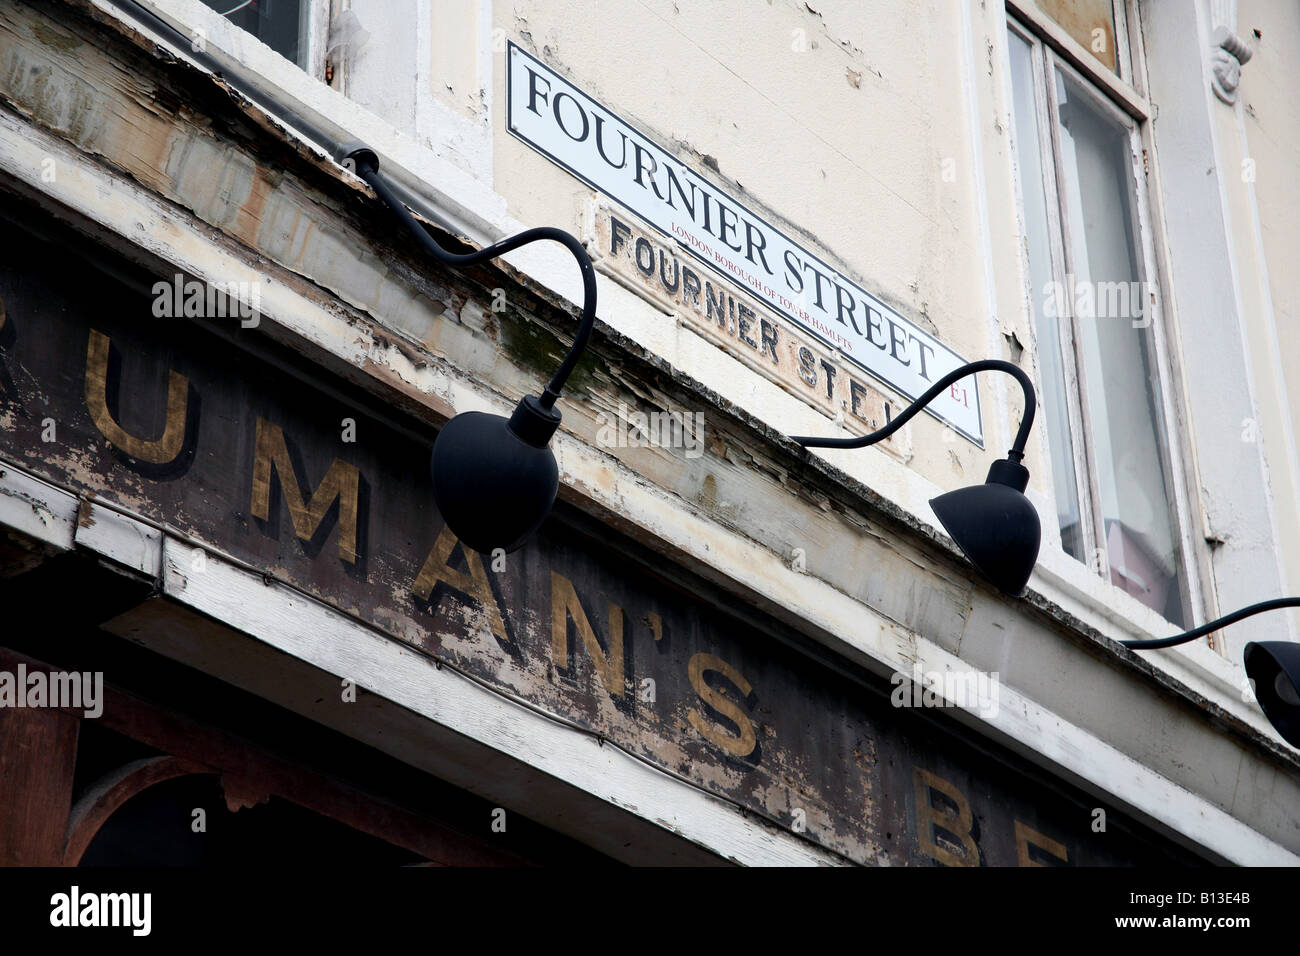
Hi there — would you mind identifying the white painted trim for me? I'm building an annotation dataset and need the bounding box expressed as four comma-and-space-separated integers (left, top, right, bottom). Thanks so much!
1231, 101, 1300, 626
155, 537, 844, 866
305, 0, 330, 81
914, 637, 1300, 866
1005, 0, 1151, 119
73, 500, 163, 578
409, 0, 494, 183
0, 464, 77, 551
959, 0, 1013, 460
1187, 0, 1292, 648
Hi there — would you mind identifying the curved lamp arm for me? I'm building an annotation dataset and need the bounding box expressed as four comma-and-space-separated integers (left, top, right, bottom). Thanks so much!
790, 359, 1037, 461
790, 359, 1041, 597
106, 3, 595, 411
340, 145, 596, 410
1122, 598, 1300, 650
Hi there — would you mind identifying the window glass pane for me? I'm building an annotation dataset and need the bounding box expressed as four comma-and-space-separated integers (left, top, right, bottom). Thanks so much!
1052, 67, 1187, 626
1007, 31, 1086, 560
201, 0, 307, 68
1031, 0, 1119, 74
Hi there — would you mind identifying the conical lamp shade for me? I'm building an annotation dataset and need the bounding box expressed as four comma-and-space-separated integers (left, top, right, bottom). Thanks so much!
430, 399, 560, 554
930, 460, 1041, 597
1244, 641, 1300, 748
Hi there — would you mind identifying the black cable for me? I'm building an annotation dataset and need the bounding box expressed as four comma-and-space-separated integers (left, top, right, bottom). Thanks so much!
1122, 597, 1300, 650
349, 156, 596, 409
791, 359, 1037, 460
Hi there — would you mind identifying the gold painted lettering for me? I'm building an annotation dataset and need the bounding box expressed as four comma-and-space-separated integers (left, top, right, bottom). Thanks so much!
913, 767, 979, 866
686, 652, 757, 759
1014, 820, 1069, 866
84, 329, 188, 463
412, 523, 509, 644
551, 571, 624, 697
250, 417, 359, 563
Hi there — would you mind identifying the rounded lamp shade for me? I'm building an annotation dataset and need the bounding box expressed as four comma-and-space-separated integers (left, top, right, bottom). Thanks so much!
929, 459, 1041, 598
430, 400, 560, 555
1244, 641, 1300, 748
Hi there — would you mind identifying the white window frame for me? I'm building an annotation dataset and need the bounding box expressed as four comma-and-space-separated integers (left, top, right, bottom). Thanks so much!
1007, 6, 1215, 643
190, 0, 332, 79
1008, 0, 1147, 115
306, 0, 331, 81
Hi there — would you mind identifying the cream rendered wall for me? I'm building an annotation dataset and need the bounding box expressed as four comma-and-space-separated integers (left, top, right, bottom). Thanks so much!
1238, 1, 1300, 441
1233, 0, 1300, 634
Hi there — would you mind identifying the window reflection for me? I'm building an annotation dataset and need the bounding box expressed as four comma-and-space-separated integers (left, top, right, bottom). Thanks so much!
200, 0, 308, 68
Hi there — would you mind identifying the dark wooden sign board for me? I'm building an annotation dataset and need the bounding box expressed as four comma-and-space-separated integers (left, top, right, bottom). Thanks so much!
0, 210, 1200, 866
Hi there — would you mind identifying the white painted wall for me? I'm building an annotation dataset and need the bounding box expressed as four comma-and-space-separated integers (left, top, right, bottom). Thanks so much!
1231, 0, 1300, 637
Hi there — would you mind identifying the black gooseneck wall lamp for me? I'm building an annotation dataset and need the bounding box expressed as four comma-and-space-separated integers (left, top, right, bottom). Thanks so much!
1122, 599, 1300, 748
342, 139, 1047, 592
337, 145, 598, 555
792, 359, 1042, 598
791, 357, 1300, 746
331, 157, 1047, 594
790, 358, 1300, 747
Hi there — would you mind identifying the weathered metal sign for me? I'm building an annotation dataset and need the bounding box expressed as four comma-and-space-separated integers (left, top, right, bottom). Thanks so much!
507, 42, 984, 446
593, 205, 907, 459
0, 222, 1193, 865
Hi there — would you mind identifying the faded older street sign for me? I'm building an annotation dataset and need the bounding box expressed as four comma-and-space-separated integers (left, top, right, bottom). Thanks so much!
507, 42, 984, 446
593, 205, 908, 460
0, 215, 1197, 866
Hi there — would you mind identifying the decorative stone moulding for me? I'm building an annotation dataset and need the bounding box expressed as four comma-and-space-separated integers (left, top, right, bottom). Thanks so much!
1209, 0, 1253, 104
